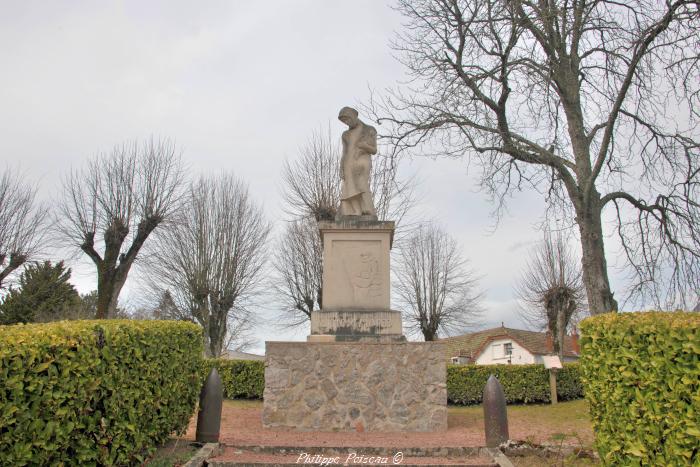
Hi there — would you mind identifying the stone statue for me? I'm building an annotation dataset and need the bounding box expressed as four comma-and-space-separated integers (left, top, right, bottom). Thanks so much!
338, 106, 377, 217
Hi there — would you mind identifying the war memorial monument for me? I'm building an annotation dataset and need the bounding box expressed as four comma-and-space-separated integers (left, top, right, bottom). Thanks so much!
263, 107, 447, 432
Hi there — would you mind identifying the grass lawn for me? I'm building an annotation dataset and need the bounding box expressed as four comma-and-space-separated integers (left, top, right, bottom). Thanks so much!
449, 399, 594, 445
145, 438, 199, 467
449, 399, 597, 466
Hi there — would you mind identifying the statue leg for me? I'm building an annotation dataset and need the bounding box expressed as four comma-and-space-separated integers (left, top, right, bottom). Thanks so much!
360, 191, 376, 216
350, 196, 363, 215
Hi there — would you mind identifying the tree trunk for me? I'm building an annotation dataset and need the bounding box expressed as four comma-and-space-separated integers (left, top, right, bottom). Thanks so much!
95, 267, 128, 319
95, 270, 113, 319
556, 307, 565, 360
577, 193, 618, 315
208, 310, 226, 358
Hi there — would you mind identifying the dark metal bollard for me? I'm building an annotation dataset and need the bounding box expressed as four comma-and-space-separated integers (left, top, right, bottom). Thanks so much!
483, 374, 509, 447
196, 368, 223, 443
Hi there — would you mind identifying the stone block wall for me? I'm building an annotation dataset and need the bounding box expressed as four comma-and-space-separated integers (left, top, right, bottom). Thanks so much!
263, 341, 447, 432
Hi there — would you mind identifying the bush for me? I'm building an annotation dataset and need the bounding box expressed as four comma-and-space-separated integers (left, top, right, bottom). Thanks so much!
446, 363, 583, 405
556, 363, 584, 401
204, 359, 264, 399
201, 359, 583, 405
0, 320, 203, 466
580, 311, 700, 466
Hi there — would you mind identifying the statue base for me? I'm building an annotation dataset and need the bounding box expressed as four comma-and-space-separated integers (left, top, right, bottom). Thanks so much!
263, 341, 447, 432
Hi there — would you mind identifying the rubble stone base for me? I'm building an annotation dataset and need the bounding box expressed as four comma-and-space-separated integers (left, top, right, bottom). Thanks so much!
262, 341, 447, 432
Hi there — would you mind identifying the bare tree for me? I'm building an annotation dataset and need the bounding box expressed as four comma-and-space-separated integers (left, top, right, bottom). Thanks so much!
0, 168, 48, 289
368, 0, 700, 313
271, 217, 323, 326
515, 232, 587, 359
394, 224, 482, 340
143, 174, 271, 357
280, 126, 415, 225
281, 126, 341, 221
274, 127, 416, 325
59, 139, 184, 318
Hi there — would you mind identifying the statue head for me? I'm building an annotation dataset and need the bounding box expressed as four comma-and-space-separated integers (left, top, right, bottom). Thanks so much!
338, 106, 359, 128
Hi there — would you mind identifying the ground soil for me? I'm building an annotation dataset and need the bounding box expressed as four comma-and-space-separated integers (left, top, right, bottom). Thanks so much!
210, 448, 496, 465
177, 399, 596, 465
181, 399, 594, 449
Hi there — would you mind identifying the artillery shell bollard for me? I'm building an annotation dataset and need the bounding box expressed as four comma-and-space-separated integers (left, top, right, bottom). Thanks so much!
483, 374, 509, 447
196, 368, 223, 443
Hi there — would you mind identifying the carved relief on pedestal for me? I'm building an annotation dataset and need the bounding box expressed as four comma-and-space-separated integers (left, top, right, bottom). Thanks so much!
325, 239, 388, 310
346, 250, 382, 301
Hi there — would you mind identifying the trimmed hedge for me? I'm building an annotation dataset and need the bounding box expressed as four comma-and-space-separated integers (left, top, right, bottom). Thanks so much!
447, 363, 583, 405
580, 312, 700, 466
204, 358, 265, 399
204, 358, 583, 405
0, 320, 203, 466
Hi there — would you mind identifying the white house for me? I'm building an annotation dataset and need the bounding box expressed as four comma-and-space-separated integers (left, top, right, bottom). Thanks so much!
441, 326, 580, 365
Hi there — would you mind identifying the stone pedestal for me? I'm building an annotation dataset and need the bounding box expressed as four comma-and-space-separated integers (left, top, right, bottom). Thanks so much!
263, 341, 447, 432
319, 218, 394, 312
263, 217, 447, 432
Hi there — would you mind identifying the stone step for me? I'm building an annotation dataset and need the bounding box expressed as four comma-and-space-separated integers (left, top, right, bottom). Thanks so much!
208, 462, 498, 467
206, 446, 500, 467
219, 445, 491, 457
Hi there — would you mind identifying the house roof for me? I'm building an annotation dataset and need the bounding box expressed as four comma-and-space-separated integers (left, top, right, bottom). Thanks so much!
441, 326, 579, 362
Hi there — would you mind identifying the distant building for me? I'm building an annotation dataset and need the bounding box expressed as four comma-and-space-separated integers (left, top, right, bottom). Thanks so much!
441, 326, 580, 365
219, 350, 265, 361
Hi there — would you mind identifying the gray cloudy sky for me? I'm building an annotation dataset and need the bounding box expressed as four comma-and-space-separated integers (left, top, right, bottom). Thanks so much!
0, 1, 630, 353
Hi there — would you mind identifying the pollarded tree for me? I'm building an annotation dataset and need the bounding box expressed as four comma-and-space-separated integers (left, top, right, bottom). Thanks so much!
515, 232, 586, 359
395, 224, 482, 340
59, 139, 184, 318
370, 0, 700, 313
143, 174, 271, 357
271, 217, 323, 326
0, 168, 48, 289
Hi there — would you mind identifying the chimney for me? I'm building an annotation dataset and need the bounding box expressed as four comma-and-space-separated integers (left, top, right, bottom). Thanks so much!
545, 331, 554, 353
571, 329, 580, 354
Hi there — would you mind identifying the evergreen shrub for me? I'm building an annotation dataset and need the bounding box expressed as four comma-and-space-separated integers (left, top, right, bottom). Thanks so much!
0, 320, 203, 466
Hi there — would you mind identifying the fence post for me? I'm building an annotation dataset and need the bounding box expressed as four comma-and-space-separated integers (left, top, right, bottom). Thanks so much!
196, 367, 223, 443
483, 374, 509, 447
549, 368, 558, 404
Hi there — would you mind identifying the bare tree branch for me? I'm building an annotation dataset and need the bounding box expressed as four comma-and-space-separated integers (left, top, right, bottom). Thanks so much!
515, 231, 587, 358
142, 173, 271, 357
368, 0, 700, 312
0, 168, 49, 289
394, 223, 483, 340
58, 138, 185, 318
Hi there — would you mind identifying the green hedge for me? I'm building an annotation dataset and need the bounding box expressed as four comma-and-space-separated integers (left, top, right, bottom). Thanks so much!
580, 312, 700, 466
203, 358, 583, 405
447, 363, 583, 405
204, 358, 265, 399
0, 320, 203, 466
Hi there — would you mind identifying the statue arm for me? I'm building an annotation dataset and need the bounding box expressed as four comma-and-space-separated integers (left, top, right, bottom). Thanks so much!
358, 126, 377, 155
339, 146, 346, 180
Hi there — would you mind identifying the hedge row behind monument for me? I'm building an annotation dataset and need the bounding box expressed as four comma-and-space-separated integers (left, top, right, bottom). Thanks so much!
580, 312, 700, 465
0, 320, 203, 466
206, 359, 583, 404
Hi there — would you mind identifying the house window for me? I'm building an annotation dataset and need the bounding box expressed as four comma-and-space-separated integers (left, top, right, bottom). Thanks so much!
504, 343, 513, 356
451, 357, 459, 364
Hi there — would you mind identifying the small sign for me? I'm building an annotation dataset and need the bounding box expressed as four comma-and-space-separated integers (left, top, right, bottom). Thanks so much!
542, 355, 563, 369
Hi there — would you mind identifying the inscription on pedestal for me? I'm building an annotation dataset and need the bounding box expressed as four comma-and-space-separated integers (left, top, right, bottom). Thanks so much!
310, 310, 402, 336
